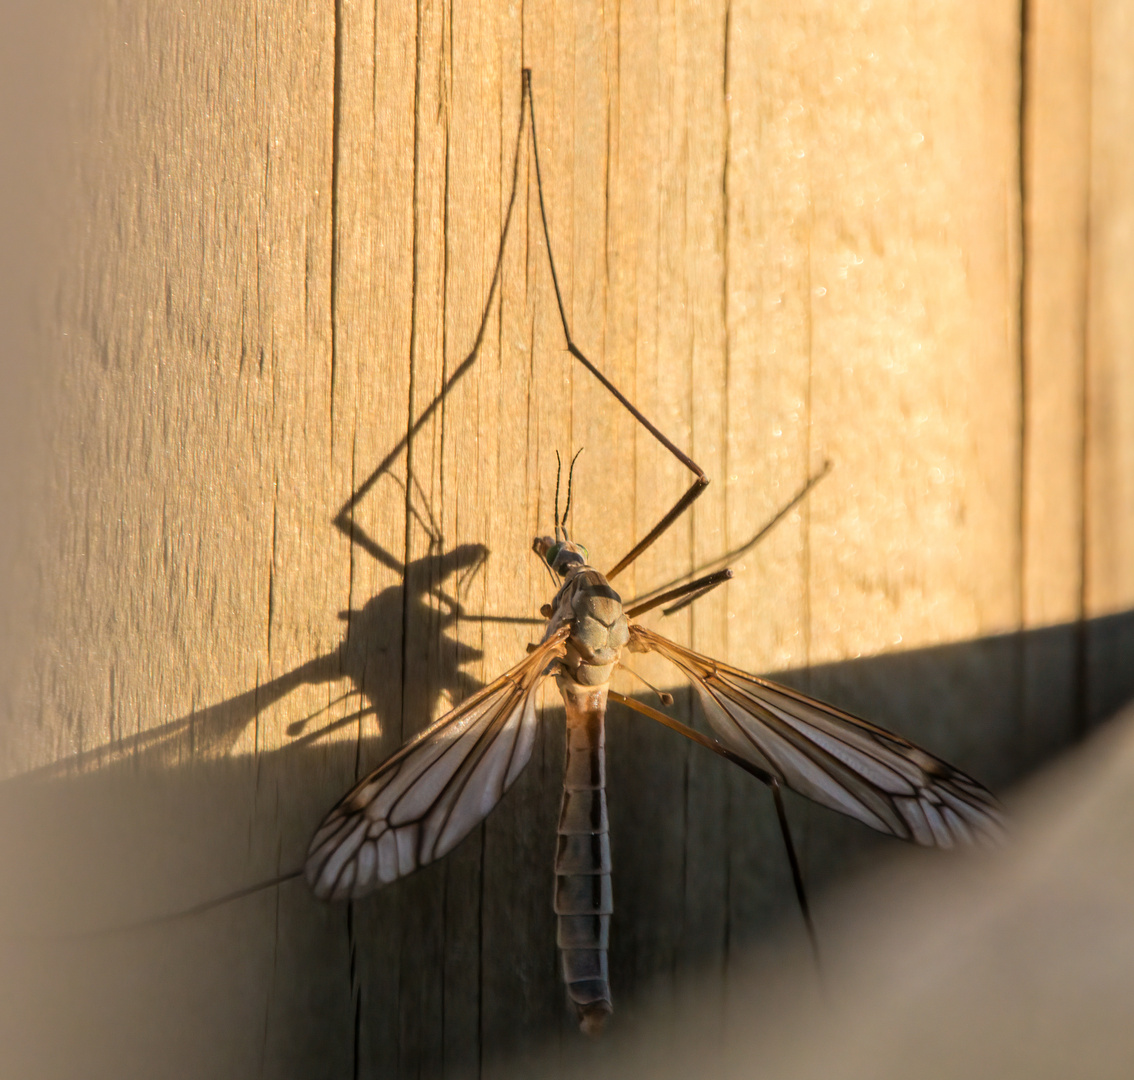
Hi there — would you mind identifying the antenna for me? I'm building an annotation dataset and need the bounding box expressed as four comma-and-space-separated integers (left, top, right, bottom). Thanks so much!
553, 451, 563, 540
561, 448, 584, 538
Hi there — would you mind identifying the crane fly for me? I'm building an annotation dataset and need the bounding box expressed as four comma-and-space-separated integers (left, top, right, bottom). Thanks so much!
303, 70, 1005, 1034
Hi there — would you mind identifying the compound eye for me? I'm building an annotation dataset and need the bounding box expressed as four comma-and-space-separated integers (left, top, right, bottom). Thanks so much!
577, 545, 589, 562
545, 542, 563, 566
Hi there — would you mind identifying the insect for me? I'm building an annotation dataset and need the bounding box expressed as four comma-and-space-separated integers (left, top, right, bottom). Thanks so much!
302, 70, 1005, 1034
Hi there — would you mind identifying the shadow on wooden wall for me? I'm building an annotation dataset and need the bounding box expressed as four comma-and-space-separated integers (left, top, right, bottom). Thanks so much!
4, 0, 1133, 1077
2, 608, 1132, 1079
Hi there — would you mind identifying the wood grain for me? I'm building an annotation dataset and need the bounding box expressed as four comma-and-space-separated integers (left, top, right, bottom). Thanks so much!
1, 1, 1131, 1077
1021, 0, 1092, 765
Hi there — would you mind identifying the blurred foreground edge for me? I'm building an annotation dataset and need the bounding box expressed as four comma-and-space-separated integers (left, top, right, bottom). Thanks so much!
557, 699, 1134, 1080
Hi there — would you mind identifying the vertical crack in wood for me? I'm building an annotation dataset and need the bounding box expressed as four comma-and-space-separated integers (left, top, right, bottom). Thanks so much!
348, 902, 362, 1080
720, 0, 735, 974
1017, 0, 1031, 746
330, 0, 345, 456
1075, 5, 1095, 737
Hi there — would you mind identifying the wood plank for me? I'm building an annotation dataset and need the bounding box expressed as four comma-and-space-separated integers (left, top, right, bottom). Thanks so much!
1085, 0, 1134, 722
1, 3, 352, 1079
723, 0, 1024, 942
9, 0, 1131, 1075
1020, 0, 1092, 761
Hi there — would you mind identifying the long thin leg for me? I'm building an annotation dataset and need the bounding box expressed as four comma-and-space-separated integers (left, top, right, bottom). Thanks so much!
288, 704, 379, 749
523, 69, 709, 581
769, 781, 822, 971
624, 569, 734, 619
687, 459, 832, 579
628, 460, 833, 612
35, 869, 306, 942
334, 73, 534, 571
286, 689, 358, 735
609, 690, 774, 784
609, 690, 821, 967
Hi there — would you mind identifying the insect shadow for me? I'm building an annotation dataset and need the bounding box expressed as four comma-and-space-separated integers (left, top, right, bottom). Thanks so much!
23, 57, 547, 783
24, 545, 493, 781
21, 485, 520, 782
9, 63, 1134, 1080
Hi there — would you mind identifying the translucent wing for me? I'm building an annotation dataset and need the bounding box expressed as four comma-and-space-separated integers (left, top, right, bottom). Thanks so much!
629, 624, 1004, 847
306, 629, 568, 900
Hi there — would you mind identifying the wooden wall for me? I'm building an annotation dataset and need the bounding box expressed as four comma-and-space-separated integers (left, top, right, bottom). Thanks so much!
1, 0, 1131, 1076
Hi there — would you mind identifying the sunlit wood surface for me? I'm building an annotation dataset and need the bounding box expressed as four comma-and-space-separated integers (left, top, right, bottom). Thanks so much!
1, 1, 1131, 1077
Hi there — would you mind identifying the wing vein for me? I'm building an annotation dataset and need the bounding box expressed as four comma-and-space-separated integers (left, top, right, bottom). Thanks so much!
305, 629, 567, 899
628, 623, 1003, 848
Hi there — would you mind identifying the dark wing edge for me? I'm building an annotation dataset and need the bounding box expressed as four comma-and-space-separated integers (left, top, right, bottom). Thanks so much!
305, 628, 569, 900
629, 624, 1005, 848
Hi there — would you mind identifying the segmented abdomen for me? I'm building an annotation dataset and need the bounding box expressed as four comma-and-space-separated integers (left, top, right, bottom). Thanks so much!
554, 681, 612, 1034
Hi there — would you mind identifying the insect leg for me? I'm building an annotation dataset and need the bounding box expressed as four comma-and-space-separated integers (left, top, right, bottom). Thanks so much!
523, 69, 709, 581
21, 869, 306, 942
769, 779, 821, 971
628, 460, 833, 610
333, 72, 533, 564
609, 690, 821, 966
624, 569, 734, 619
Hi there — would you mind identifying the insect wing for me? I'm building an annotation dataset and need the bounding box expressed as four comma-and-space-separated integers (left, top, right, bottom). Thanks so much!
629, 625, 1004, 847
306, 629, 568, 899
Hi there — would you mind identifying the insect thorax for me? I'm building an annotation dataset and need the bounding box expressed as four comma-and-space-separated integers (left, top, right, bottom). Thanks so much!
558, 568, 630, 687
